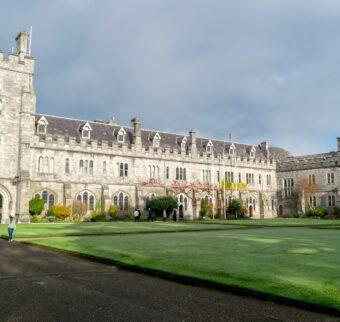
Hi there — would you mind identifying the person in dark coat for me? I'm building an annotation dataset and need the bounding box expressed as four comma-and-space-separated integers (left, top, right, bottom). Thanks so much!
138, 209, 142, 222
147, 208, 152, 222
172, 209, 177, 222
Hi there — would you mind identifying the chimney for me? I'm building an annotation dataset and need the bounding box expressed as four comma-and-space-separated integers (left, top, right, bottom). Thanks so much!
189, 130, 197, 155
15, 31, 29, 58
337, 137, 340, 152
260, 141, 269, 157
131, 117, 141, 145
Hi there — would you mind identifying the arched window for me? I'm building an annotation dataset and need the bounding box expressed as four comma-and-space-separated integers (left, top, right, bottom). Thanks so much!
43, 191, 50, 204
177, 193, 188, 212
113, 192, 129, 211
65, 158, 70, 174
89, 195, 95, 210
49, 194, 55, 207
119, 192, 124, 210
35, 190, 55, 208
76, 191, 95, 211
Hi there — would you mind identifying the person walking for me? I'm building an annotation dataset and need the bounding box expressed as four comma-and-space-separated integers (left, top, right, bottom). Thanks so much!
147, 208, 152, 222
172, 209, 177, 222
163, 209, 167, 222
134, 209, 139, 222
8, 215, 16, 242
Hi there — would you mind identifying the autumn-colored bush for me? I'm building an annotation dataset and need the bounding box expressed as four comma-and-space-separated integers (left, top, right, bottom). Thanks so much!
49, 204, 72, 221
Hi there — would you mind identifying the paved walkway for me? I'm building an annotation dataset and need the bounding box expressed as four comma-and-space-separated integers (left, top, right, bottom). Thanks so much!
0, 239, 338, 322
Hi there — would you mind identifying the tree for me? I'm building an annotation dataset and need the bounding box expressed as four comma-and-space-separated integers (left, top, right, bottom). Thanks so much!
29, 197, 44, 215
72, 200, 88, 221
295, 177, 319, 213
147, 196, 178, 217
228, 199, 247, 219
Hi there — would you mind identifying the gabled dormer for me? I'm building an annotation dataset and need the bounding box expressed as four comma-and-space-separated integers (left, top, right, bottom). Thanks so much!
229, 143, 236, 156
206, 140, 213, 154
153, 132, 161, 148
37, 116, 48, 134
249, 145, 256, 158
117, 127, 126, 143
181, 136, 187, 151
80, 122, 92, 140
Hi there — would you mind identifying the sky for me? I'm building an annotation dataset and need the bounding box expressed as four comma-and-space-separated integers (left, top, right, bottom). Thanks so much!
0, 0, 339, 155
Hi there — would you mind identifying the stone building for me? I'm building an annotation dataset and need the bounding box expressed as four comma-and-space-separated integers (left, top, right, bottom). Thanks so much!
0, 31, 339, 223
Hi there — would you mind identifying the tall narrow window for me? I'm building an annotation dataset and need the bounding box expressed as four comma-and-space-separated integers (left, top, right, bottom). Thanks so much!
89, 195, 95, 211
38, 156, 43, 173
166, 166, 169, 179
103, 161, 107, 175
79, 160, 84, 174
89, 160, 94, 175
84, 160, 89, 174
49, 158, 54, 173
120, 163, 124, 177
65, 158, 70, 174
124, 163, 128, 177
44, 157, 49, 173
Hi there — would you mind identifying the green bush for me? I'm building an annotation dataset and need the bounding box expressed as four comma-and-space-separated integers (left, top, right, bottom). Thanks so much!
108, 204, 118, 220
29, 197, 45, 215
199, 200, 209, 219
91, 211, 106, 222
314, 207, 326, 218
146, 196, 178, 217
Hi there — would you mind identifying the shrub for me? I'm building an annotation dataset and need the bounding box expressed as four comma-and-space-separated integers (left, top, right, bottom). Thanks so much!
146, 196, 178, 217
29, 197, 45, 215
228, 199, 247, 218
332, 207, 340, 219
199, 200, 208, 219
91, 211, 106, 222
314, 207, 326, 218
49, 204, 72, 221
72, 200, 88, 222
108, 204, 118, 220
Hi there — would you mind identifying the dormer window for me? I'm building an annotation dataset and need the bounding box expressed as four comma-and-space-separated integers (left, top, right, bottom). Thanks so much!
81, 122, 92, 140
153, 133, 161, 148
181, 137, 187, 150
37, 116, 48, 134
117, 128, 126, 143
249, 146, 256, 158
229, 143, 236, 156
206, 140, 213, 154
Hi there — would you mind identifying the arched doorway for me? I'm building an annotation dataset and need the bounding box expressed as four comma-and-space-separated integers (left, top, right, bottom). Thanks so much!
278, 205, 283, 217
249, 205, 253, 217
0, 185, 11, 224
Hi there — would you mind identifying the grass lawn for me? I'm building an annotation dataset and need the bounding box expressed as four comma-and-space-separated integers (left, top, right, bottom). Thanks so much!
26, 227, 340, 310
204, 218, 340, 228
0, 221, 247, 239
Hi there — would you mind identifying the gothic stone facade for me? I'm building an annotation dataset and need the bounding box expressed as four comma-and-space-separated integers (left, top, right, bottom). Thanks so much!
0, 32, 339, 223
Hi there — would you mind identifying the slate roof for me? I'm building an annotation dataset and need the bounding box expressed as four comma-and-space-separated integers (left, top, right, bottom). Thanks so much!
35, 114, 271, 159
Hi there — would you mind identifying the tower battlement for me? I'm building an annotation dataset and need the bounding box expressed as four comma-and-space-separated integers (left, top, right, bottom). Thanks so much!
0, 31, 34, 75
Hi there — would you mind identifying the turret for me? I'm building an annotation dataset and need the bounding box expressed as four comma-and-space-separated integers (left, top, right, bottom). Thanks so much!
260, 141, 270, 158
16, 31, 29, 60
